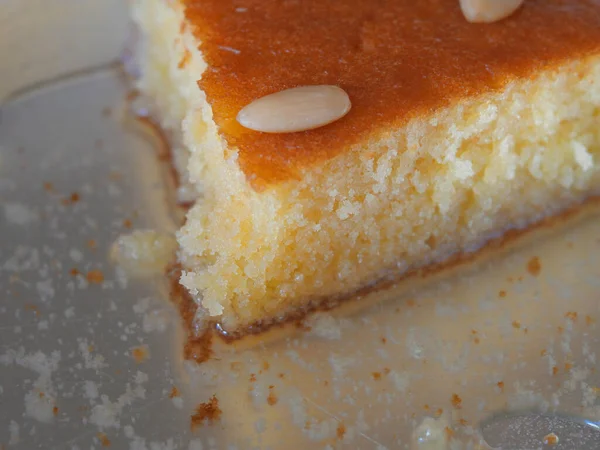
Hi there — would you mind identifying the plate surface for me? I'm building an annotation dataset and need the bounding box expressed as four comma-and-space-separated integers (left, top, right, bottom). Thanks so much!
2, 3, 600, 450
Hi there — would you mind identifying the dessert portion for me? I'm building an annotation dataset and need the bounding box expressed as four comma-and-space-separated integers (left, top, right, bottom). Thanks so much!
130, 0, 600, 335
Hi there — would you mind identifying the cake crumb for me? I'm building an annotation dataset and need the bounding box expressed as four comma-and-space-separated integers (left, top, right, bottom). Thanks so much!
131, 346, 149, 363
191, 395, 221, 429
497, 381, 504, 392
527, 256, 541, 276
413, 416, 449, 446
8, 420, 20, 445
336, 423, 346, 440
24, 304, 40, 317
586, 315, 595, 325
267, 385, 278, 406
564, 311, 578, 321
543, 432, 559, 445
169, 386, 180, 398
182, 326, 213, 364
4, 202, 37, 225
98, 433, 111, 447
451, 394, 462, 409
303, 313, 342, 340
61, 192, 80, 205
110, 230, 177, 278
86, 270, 104, 284
188, 439, 204, 450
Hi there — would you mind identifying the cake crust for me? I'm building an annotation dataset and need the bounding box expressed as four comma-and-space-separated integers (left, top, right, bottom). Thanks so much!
183, 0, 600, 187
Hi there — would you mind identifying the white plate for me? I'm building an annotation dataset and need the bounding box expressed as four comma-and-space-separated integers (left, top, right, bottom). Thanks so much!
2, 2, 600, 449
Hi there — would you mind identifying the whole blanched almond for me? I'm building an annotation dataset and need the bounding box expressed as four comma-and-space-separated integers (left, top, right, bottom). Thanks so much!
460, 0, 524, 23
236, 85, 351, 133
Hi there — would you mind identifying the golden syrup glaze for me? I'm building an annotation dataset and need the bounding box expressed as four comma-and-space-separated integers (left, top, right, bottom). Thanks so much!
182, 0, 600, 188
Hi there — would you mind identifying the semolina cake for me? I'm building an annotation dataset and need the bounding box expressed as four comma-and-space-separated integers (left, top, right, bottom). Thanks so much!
130, 0, 600, 335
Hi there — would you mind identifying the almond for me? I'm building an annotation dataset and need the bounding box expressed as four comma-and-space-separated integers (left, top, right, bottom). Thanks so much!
236, 85, 351, 133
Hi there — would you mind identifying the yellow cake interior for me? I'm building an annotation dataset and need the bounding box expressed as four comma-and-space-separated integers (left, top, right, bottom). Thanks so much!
131, 0, 600, 333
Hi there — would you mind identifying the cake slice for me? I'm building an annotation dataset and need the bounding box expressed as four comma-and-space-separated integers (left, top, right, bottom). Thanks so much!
130, 0, 600, 335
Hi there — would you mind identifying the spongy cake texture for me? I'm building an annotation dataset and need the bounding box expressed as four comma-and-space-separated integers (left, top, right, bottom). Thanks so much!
131, 0, 600, 332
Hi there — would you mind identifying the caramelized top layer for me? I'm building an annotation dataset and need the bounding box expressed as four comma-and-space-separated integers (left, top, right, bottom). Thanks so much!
182, 0, 600, 188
